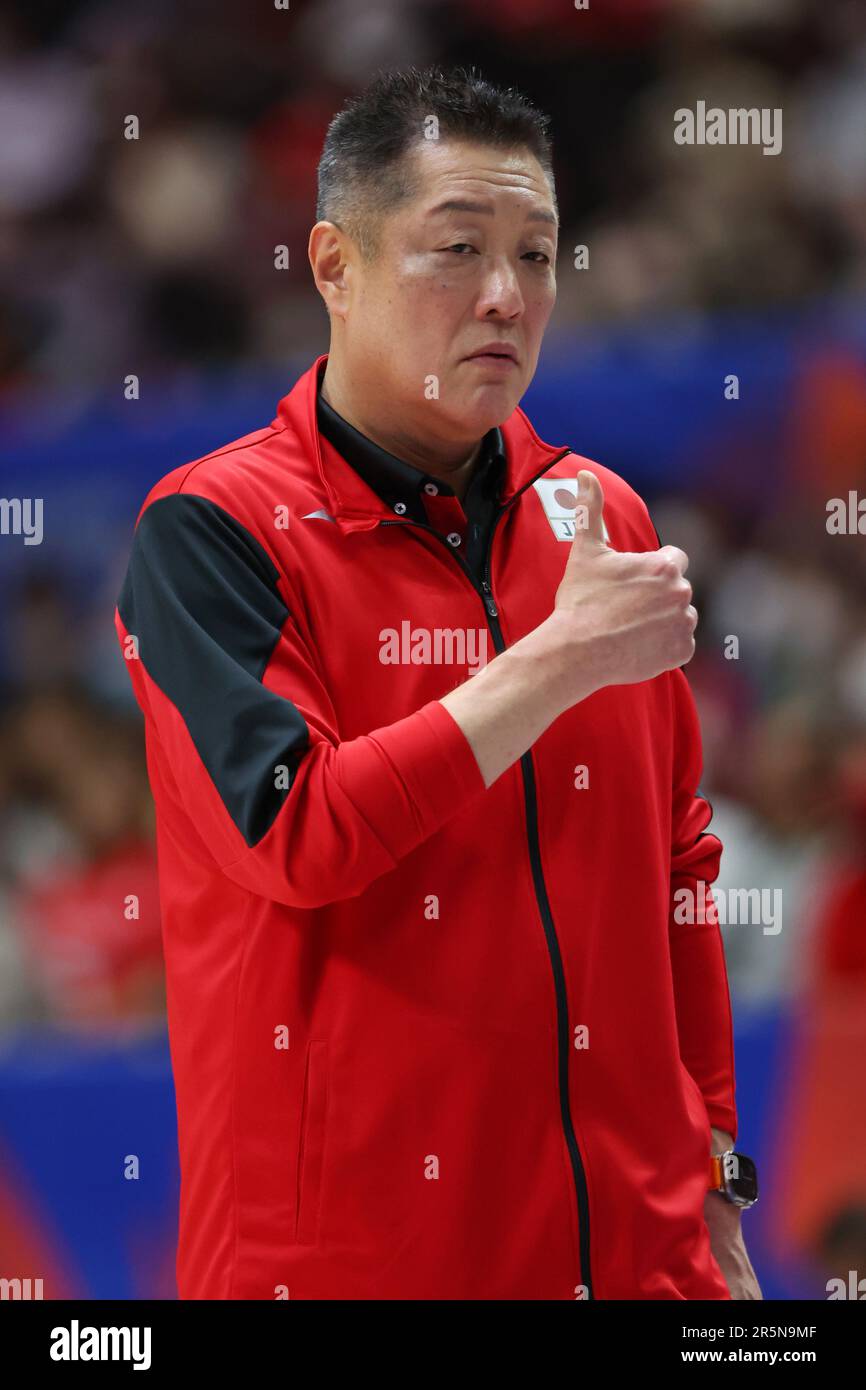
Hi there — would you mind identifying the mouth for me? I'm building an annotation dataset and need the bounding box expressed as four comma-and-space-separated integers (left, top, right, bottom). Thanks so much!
464, 345, 519, 369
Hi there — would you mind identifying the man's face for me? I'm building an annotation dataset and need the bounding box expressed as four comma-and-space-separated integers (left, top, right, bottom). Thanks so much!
335, 139, 558, 446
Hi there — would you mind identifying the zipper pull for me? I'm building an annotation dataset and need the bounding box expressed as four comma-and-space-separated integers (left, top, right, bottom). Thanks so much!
481, 580, 498, 618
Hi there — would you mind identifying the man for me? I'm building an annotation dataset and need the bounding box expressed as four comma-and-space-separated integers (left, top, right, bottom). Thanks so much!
115, 66, 762, 1300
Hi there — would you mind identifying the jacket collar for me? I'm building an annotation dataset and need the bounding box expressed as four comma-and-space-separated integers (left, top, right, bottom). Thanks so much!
316, 368, 506, 525
273, 353, 570, 535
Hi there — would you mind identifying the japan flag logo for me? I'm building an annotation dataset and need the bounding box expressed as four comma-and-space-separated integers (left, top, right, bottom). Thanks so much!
532, 478, 610, 543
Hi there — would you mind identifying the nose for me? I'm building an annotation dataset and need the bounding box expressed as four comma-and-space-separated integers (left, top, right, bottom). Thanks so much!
475, 257, 524, 320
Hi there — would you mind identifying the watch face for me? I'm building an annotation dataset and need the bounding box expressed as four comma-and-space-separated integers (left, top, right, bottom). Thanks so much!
724, 1153, 759, 1204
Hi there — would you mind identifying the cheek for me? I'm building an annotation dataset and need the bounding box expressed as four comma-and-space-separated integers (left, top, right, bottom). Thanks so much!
381, 271, 466, 364
525, 281, 556, 331
528, 268, 557, 308
392, 254, 468, 307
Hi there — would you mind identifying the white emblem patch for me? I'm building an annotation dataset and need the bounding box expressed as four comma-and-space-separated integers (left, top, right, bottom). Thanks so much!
532, 478, 610, 543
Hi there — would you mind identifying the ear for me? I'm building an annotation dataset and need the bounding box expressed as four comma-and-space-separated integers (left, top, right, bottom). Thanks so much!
308, 221, 352, 320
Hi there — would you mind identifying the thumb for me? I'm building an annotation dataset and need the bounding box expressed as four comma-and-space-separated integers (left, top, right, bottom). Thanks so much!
571, 469, 607, 548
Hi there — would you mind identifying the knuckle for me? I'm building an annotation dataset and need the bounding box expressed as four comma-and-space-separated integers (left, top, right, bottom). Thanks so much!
655, 552, 681, 580
647, 554, 672, 580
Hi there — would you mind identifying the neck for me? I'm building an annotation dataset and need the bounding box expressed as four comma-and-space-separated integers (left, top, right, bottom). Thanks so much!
320, 358, 484, 503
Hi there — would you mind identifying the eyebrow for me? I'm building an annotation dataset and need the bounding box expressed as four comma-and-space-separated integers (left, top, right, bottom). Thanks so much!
427, 198, 558, 226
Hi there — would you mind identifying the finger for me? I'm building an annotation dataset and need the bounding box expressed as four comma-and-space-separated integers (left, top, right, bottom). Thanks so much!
656, 543, 689, 576
572, 469, 608, 548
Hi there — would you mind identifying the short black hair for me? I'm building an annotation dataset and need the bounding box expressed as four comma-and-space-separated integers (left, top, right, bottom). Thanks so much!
316, 65, 556, 260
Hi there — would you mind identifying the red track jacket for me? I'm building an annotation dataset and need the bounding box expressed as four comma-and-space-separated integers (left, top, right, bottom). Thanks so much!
115, 354, 737, 1300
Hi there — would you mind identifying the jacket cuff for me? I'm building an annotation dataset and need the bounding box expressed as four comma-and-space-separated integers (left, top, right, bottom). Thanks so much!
338, 698, 487, 859
706, 1101, 738, 1146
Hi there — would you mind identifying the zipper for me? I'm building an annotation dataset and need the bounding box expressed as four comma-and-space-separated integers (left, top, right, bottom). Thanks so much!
480, 577, 498, 618
380, 447, 594, 1299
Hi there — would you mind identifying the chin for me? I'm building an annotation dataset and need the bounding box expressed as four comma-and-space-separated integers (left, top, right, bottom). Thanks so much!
458, 383, 522, 433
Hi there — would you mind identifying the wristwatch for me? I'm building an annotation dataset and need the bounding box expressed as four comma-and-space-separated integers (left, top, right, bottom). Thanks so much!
708, 1150, 759, 1207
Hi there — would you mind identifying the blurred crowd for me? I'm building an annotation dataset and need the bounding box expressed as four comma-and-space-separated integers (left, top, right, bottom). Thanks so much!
0, 0, 863, 1067
1, 0, 865, 402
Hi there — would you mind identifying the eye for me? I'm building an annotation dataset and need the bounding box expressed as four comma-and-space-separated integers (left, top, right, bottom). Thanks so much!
442, 243, 477, 254
523, 251, 551, 264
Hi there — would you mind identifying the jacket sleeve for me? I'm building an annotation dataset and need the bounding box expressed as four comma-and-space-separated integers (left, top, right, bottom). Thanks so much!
667, 666, 738, 1142
115, 489, 487, 910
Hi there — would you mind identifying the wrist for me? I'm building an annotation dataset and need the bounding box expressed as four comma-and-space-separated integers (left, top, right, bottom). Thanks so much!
705, 1188, 744, 1233
518, 612, 600, 718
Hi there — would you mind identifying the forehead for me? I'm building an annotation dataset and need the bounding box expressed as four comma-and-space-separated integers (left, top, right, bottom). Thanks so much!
401, 139, 557, 222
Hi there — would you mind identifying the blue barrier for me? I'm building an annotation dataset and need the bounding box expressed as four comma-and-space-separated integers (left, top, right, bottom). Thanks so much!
0, 1008, 821, 1299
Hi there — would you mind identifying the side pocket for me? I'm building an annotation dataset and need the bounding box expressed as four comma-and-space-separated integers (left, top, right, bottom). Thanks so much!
295, 1039, 328, 1245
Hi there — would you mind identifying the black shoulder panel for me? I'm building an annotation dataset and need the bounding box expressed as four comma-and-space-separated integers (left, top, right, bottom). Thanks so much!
118, 493, 309, 847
